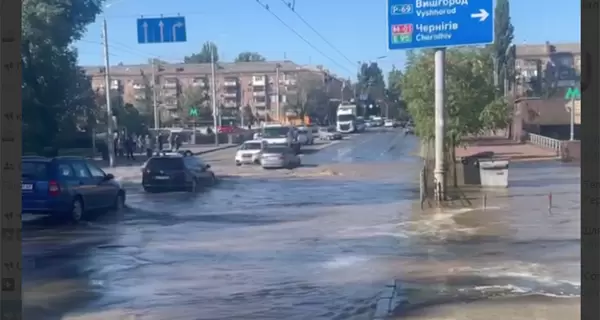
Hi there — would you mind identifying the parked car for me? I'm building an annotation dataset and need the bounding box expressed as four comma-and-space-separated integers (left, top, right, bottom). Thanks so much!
235, 140, 266, 165
217, 125, 239, 134
21, 156, 126, 222
260, 145, 301, 169
318, 126, 342, 140
141, 152, 217, 193
296, 126, 314, 145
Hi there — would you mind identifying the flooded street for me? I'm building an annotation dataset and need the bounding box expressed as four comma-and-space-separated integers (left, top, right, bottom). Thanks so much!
22, 130, 580, 320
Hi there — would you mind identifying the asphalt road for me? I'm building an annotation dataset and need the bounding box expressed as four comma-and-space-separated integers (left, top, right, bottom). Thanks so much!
22, 127, 579, 320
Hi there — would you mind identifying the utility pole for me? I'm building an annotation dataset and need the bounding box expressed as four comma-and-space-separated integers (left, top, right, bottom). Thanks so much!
433, 49, 446, 201
210, 47, 219, 145
101, 18, 115, 167
276, 63, 281, 121
151, 59, 159, 129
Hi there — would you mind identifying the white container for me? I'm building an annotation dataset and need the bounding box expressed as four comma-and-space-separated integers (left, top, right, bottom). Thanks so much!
478, 160, 509, 188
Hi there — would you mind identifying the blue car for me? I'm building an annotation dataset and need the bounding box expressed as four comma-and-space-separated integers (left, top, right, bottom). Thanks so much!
21, 156, 126, 222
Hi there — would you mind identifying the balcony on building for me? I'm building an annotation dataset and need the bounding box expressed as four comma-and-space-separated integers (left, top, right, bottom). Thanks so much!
222, 91, 238, 99
191, 77, 207, 87
162, 97, 178, 110
254, 98, 267, 108
132, 82, 146, 90
163, 77, 178, 89
134, 93, 146, 101
251, 75, 266, 86
252, 90, 266, 97
223, 77, 238, 87
110, 79, 121, 90
223, 100, 237, 109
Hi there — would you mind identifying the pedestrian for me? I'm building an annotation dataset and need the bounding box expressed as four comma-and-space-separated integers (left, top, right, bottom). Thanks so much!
169, 133, 175, 150
145, 134, 154, 158
125, 135, 136, 160
174, 134, 182, 151
113, 132, 119, 158
157, 134, 164, 152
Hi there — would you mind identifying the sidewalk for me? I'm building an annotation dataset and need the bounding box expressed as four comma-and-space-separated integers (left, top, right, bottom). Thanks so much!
455, 136, 558, 162
100, 144, 237, 182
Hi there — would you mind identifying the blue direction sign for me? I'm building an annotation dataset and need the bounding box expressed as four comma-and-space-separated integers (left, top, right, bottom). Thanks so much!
137, 16, 187, 44
387, 0, 493, 50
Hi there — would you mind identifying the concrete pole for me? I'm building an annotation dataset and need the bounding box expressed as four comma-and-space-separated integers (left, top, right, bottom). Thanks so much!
434, 49, 446, 201
210, 47, 219, 145
101, 19, 115, 167
570, 98, 575, 140
276, 64, 281, 121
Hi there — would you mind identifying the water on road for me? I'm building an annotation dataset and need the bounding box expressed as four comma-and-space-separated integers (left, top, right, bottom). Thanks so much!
22, 129, 579, 320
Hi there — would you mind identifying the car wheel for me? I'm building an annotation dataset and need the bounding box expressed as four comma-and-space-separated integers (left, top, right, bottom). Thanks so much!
112, 191, 126, 211
184, 150, 193, 157
235, 161, 242, 166
69, 197, 84, 223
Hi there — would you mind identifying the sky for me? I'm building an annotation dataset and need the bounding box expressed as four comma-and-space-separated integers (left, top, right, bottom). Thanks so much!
75, 0, 581, 79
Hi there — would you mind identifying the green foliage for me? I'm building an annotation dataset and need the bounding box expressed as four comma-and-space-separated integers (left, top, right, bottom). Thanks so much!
356, 62, 385, 100
179, 87, 212, 121
400, 48, 509, 146
235, 52, 266, 62
22, 0, 105, 153
492, 0, 515, 95
287, 75, 330, 120
184, 41, 219, 63
386, 66, 405, 118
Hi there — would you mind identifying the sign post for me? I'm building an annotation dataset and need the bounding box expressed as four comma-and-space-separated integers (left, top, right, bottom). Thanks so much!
565, 87, 580, 141
387, 0, 494, 200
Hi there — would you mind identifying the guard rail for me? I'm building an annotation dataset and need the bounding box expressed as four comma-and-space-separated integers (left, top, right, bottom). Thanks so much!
527, 133, 562, 156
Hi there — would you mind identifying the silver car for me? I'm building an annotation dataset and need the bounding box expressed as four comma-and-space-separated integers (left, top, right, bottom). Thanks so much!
260, 146, 301, 169
318, 126, 342, 140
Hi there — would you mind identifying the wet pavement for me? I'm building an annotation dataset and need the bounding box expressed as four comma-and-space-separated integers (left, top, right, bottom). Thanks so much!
22, 128, 580, 320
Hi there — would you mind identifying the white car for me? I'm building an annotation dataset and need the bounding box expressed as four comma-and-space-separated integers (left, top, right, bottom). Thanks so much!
384, 119, 395, 127
296, 127, 314, 145
235, 140, 266, 165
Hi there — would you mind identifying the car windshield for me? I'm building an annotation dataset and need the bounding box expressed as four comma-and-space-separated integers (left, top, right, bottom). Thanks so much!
338, 115, 355, 122
146, 158, 184, 170
22, 161, 50, 179
263, 127, 289, 137
242, 143, 262, 150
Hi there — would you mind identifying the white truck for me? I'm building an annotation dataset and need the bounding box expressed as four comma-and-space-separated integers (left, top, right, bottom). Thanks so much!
260, 123, 301, 153
336, 104, 358, 133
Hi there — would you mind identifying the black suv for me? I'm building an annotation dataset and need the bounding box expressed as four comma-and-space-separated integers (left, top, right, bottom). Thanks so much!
141, 153, 217, 193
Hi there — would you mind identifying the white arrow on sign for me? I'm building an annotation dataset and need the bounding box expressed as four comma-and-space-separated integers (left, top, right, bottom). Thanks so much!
142, 22, 149, 43
470, 9, 489, 22
158, 20, 165, 42
172, 22, 183, 42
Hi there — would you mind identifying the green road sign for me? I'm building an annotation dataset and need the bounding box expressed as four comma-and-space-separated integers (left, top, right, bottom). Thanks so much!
564, 87, 580, 100
189, 108, 198, 116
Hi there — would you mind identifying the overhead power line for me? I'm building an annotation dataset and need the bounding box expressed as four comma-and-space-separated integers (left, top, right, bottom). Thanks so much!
278, 0, 355, 67
254, 0, 353, 75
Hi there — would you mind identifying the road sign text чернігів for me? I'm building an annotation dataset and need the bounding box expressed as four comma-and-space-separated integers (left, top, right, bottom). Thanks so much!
387, 0, 494, 50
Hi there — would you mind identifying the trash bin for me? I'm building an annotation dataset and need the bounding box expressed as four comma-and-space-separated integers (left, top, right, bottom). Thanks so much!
478, 159, 509, 188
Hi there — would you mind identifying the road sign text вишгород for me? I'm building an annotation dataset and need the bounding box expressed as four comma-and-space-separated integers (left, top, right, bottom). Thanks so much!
137, 16, 187, 44
387, 0, 494, 50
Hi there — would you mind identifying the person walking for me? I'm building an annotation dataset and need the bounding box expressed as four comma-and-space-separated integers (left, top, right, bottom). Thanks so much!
145, 134, 154, 158
125, 134, 136, 160
174, 134, 182, 151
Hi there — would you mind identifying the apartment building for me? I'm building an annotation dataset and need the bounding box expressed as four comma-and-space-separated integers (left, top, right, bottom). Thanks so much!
83, 60, 346, 124
511, 42, 581, 138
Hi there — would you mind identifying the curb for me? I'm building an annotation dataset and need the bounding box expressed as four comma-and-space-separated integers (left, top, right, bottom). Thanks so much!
191, 144, 238, 155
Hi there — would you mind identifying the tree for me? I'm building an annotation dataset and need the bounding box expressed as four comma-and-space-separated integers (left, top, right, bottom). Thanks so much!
386, 66, 405, 119
287, 74, 329, 122
179, 87, 212, 122
235, 52, 266, 62
492, 0, 515, 96
184, 41, 219, 63
22, 0, 104, 153
401, 48, 506, 146
356, 62, 385, 117
241, 105, 255, 125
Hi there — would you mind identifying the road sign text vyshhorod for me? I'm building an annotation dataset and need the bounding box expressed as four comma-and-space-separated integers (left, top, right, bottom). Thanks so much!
387, 0, 494, 50
137, 16, 187, 44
